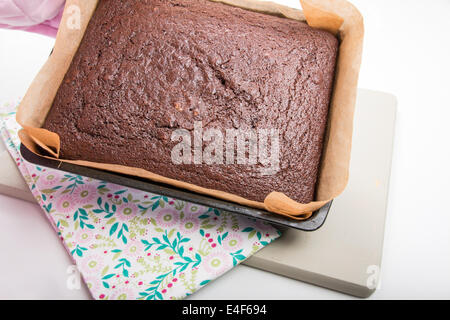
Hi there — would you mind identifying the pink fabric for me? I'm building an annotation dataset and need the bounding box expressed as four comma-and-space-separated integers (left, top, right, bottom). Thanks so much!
0, 0, 65, 37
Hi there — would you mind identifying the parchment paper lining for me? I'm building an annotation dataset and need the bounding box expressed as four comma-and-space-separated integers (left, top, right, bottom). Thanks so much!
16, 0, 364, 219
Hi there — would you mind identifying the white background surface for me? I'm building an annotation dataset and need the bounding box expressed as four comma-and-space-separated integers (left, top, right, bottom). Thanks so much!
1, 0, 450, 299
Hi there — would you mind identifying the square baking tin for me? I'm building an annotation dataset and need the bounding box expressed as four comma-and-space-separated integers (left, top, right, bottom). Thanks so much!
20, 144, 331, 231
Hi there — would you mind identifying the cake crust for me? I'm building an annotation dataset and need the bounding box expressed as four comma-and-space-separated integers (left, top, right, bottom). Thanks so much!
43, 0, 338, 203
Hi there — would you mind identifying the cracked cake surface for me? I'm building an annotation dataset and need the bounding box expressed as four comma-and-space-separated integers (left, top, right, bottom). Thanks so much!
43, 0, 338, 203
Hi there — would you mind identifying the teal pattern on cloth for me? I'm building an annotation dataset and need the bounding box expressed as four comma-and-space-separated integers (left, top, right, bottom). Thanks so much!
0, 101, 280, 300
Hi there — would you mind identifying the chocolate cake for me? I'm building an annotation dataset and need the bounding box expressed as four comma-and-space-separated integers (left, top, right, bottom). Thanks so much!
43, 0, 338, 204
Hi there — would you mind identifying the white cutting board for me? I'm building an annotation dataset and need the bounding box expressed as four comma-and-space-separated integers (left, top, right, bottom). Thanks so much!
0, 88, 396, 298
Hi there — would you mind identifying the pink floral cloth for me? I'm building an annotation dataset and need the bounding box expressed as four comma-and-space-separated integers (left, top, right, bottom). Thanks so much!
1, 102, 280, 300
0, 0, 64, 37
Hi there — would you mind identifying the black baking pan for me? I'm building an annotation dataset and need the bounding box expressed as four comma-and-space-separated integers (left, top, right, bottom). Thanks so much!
20, 143, 331, 231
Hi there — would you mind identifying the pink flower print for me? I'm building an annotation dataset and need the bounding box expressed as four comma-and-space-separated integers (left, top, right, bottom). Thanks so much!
115, 202, 139, 222
130, 189, 147, 201
55, 194, 76, 214
222, 232, 243, 252
79, 253, 104, 275
252, 219, 275, 234
83, 275, 101, 294
110, 287, 136, 300
105, 184, 128, 195
123, 241, 144, 258
155, 208, 179, 228
38, 171, 61, 188
74, 183, 97, 204
183, 202, 208, 217
75, 230, 94, 245
203, 251, 232, 276
179, 216, 200, 234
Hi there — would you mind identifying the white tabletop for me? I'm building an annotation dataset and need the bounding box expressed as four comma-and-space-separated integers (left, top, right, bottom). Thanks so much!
1, 0, 450, 299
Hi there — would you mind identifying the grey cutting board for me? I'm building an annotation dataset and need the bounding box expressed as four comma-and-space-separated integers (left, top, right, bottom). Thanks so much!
0, 88, 396, 298
245, 88, 397, 297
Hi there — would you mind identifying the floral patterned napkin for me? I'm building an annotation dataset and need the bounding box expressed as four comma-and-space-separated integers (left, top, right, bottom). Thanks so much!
0, 102, 280, 300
